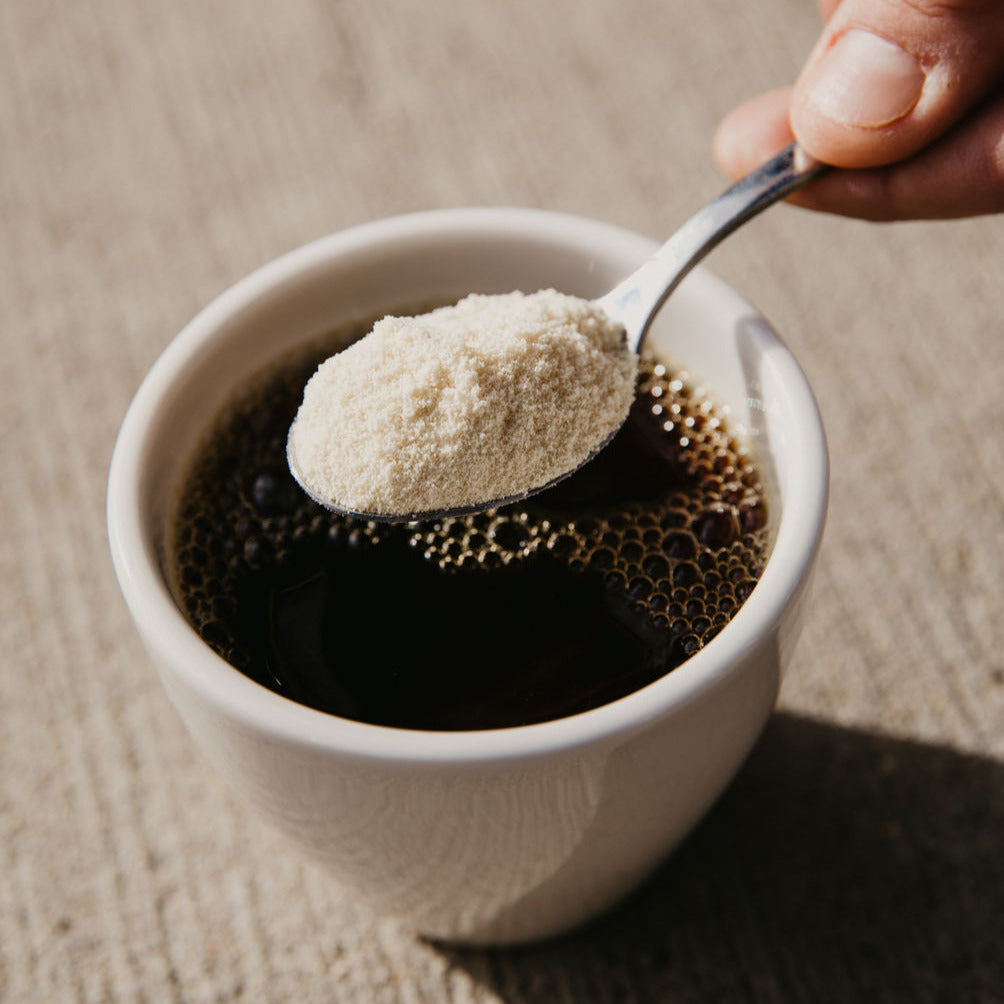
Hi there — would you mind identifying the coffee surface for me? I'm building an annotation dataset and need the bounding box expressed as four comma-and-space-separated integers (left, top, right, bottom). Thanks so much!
171, 323, 769, 730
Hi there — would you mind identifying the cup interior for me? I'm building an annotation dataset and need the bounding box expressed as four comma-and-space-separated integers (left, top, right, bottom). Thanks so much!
108, 208, 827, 758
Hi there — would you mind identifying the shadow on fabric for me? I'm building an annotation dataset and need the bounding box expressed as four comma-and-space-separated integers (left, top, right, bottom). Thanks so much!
437, 711, 1003, 1003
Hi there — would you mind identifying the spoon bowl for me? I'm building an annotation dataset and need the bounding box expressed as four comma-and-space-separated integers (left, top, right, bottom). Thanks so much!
285, 422, 622, 524
288, 143, 825, 522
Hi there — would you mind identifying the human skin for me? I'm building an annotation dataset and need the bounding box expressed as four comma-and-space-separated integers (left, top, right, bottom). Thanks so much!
713, 0, 1004, 220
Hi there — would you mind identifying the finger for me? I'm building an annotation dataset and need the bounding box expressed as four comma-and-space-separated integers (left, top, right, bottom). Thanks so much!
818, 0, 842, 23
791, 0, 1004, 169
795, 89, 1004, 219
713, 87, 796, 179
714, 85, 1004, 220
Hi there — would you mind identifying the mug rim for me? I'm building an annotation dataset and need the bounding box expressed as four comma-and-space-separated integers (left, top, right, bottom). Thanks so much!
107, 207, 828, 765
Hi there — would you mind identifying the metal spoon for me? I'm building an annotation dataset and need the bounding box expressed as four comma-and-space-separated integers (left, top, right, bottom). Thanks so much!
288, 142, 825, 522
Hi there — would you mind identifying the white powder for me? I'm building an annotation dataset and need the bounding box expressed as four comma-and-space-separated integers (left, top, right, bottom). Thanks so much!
289, 289, 637, 516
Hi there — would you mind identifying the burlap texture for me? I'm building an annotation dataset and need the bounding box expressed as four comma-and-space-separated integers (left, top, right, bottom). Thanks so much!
2, 2, 1001, 1000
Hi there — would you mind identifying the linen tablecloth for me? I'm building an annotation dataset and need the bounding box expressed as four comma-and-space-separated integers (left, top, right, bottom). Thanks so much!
3, 2, 1001, 1000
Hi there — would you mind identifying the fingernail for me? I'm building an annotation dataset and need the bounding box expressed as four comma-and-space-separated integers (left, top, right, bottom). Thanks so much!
802, 29, 925, 127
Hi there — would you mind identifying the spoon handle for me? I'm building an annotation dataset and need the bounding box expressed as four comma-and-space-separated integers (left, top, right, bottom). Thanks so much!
596, 142, 826, 351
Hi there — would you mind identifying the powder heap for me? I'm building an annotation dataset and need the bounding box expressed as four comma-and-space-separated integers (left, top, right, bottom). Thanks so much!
289, 289, 637, 517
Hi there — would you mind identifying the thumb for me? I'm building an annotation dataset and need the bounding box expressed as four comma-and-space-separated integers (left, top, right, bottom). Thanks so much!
791, 0, 1004, 168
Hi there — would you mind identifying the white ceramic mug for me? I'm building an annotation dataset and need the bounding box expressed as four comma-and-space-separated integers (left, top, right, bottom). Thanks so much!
107, 208, 827, 946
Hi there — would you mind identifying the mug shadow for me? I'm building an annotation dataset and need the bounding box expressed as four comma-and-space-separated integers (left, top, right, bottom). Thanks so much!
436, 711, 1003, 1003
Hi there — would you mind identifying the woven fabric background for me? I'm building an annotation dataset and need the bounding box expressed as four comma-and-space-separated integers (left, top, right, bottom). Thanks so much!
2, 2, 1001, 1001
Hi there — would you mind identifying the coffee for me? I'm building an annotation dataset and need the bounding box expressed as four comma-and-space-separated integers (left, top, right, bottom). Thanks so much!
170, 319, 769, 731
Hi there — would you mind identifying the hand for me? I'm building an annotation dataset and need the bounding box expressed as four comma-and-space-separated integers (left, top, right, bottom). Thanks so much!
713, 0, 1004, 220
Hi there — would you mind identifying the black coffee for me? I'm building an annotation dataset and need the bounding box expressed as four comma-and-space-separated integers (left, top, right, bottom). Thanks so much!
170, 324, 769, 730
